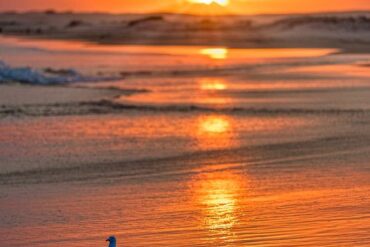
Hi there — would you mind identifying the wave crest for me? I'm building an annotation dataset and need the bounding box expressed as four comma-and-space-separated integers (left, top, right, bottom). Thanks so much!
0, 61, 117, 84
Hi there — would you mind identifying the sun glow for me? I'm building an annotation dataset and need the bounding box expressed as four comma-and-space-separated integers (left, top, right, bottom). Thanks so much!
200, 116, 230, 134
188, 0, 230, 6
191, 171, 246, 234
200, 48, 229, 60
200, 78, 228, 91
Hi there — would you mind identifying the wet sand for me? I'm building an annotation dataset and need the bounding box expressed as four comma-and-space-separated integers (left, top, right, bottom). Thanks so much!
0, 34, 370, 246
0, 84, 123, 106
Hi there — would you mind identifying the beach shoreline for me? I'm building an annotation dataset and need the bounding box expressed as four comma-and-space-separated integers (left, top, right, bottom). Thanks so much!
1, 15, 370, 246
0, 12, 370, 52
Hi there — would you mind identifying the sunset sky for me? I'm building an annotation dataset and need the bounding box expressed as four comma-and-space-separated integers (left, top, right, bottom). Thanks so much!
0, 0, 369, 15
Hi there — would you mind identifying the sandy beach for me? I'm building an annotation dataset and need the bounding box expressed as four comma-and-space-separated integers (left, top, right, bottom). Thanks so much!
1, 12, 370, 51
0, 11, 370, 247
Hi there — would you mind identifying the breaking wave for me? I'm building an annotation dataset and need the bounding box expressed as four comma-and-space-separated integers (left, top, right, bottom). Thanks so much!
1, 99, 369, 118
0, 61, 118, 84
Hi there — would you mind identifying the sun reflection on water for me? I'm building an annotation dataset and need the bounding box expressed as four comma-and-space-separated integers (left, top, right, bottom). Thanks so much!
192, 171, 246, 236
200, 116, 230, 134
200, 78, 228, 91
200, 48, 229, 60
204, 179, 237, 231
195, 115, 238, 152
193, 115, 243, 234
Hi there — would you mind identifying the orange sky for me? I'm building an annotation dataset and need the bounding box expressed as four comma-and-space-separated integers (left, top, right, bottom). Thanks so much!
0, 0, 369, 14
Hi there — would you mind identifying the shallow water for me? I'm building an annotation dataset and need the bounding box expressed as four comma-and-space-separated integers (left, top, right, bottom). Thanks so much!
0, 36, 370, 246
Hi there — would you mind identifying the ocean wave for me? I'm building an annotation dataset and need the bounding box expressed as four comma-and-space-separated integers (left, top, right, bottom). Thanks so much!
96, 101, 370, 115
0, 61, 118, 84
1, 134, 367, 185
1, 100, 369, 118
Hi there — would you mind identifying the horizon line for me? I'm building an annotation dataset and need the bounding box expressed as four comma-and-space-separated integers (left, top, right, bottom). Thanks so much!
1, 9, 370, 17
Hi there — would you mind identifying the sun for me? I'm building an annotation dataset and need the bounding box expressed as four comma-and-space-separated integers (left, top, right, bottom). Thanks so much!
187, 0, 230, 7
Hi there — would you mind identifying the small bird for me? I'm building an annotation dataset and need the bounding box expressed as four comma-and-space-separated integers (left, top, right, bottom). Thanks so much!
106, 236, 117, 247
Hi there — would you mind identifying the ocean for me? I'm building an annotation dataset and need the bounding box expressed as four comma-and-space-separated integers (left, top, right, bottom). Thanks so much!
0, 35, 369, 246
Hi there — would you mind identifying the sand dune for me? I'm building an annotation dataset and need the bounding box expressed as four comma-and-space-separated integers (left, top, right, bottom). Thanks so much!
0, 12, 370, 50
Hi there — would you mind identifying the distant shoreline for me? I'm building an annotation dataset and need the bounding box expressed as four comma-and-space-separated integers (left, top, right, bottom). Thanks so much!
1, 9, 370, 17
0, 11, 370, 52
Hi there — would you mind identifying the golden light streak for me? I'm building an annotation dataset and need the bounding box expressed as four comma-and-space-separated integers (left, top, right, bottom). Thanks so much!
200, 116, 230, 134
200, 48, 229, 60
200, 78, 228, 91
191, 170, 246, 234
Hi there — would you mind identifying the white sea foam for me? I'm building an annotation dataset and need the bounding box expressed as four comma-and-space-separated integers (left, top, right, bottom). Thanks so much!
0, 61, 117, 84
